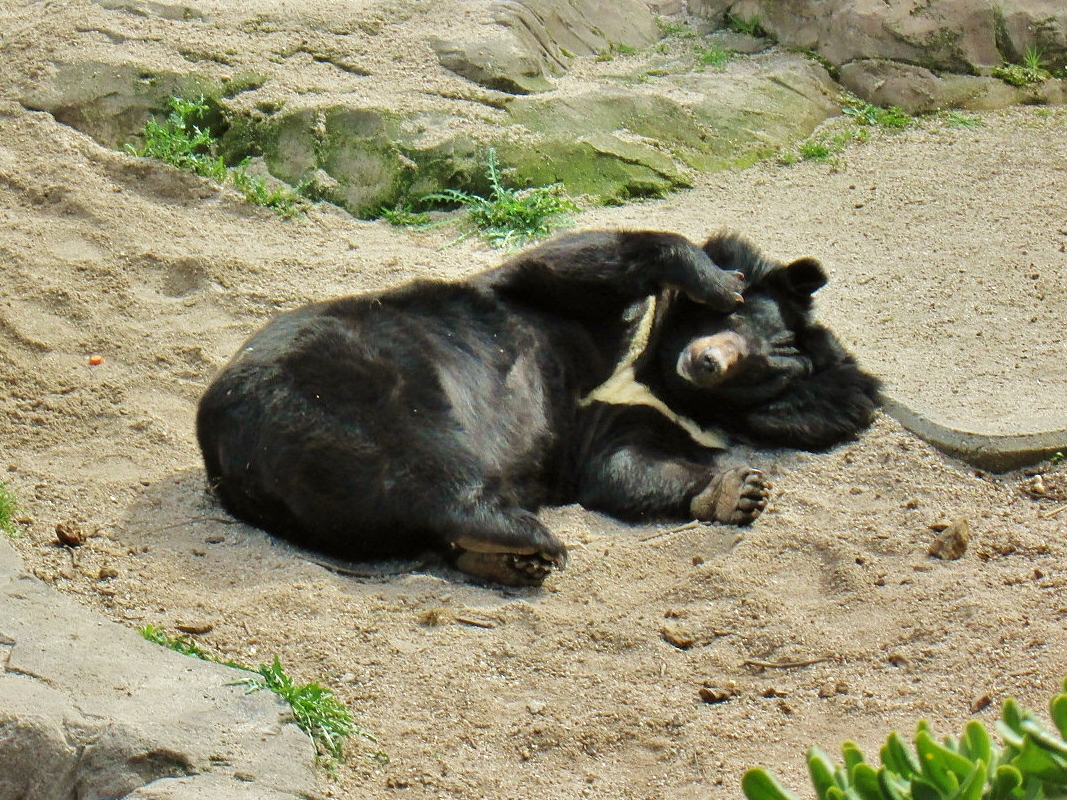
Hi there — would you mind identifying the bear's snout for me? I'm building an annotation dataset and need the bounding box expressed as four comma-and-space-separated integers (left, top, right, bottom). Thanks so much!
676, 331, 749, 388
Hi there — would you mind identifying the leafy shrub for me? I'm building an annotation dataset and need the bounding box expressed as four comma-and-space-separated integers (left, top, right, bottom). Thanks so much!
127, 95, 306, 217
743, 678, 1067, 800
423, 148, 579, 248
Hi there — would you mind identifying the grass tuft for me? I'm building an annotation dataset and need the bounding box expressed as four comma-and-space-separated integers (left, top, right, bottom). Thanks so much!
695, 43, 733, 70
726, 13, 766, 38
0, 482, 20, 537
843, 101, 914, 129
127, 95, 306, 217
237, 656, 364, 763
940, 110, 985, 129
422, 148, 579, 248
139, 624, 382, 768
993, 47, 1052, 86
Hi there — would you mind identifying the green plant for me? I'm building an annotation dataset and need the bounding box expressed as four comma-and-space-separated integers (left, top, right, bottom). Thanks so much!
727, 12, 766, 38
126, 95, 227, 181
941, 110, 985, 129
843, 101, 914, 130
138, 625, 379, 767
127, 95, 306, 217
237, 656, 363, 763
695, 43, 733, 70
422, 148, 580, 248
799, 140, 833, 161
380, 203, 433, 227
140, 623, 216, 660
658, 18, 696, 38
742, 677, 1067, 800
0, 482, 20, 537
1051, 451, 1064, 465
787, 126, 868, 164
230, 164, 306, 218
993, 48, 1051, 86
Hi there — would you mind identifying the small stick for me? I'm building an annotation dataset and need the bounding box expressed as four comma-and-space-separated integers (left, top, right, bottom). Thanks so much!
455, 615, 497, 629
743, 657, 829, 669
1041, 502, 1067, 519
640, 520, 701, 542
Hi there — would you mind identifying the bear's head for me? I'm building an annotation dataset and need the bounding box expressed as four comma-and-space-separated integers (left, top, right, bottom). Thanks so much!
639, 232, 882, 451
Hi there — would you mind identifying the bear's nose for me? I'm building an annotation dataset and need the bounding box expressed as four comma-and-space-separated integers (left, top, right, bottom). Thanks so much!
699, 350, 724, 375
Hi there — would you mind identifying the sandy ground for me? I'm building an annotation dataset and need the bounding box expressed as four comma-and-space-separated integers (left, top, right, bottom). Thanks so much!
3, 2, 1067, 798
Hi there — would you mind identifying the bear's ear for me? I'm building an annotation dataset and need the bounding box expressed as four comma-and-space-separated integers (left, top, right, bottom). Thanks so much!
783, 257, 828, 297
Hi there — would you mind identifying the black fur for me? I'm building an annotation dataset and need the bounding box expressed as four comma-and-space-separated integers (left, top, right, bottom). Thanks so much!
643, 231, 883, 450
196, 230, 879, 585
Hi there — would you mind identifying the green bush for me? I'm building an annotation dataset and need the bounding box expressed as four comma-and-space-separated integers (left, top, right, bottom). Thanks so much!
127, 95, 306, 217
743, 678, 1067, 800
422, 148, 579, 248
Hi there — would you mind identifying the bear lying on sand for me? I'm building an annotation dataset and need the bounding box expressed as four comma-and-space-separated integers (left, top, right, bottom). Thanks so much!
196, 230, 881, 586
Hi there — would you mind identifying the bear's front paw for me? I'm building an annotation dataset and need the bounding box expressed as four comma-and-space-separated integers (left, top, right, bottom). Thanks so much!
690, 467, 770, 526
452, 548, 566, 587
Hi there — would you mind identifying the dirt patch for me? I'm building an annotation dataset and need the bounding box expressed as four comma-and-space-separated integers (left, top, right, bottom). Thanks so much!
2, 6, 1067, 798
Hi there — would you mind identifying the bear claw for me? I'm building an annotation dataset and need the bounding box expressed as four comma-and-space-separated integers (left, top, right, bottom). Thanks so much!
452, 549, 566, 587
689, 466, 770, 526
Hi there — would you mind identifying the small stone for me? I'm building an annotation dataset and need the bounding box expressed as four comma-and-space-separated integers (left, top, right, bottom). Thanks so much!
661, 626, 695, 650
56, 521, 86, 547
98, 566, 119, 580
887, 650, 909, 667
176, 621, 214, 635
971, 694, 993, 713
205, 533, 225, 544
526, 699, 546, 714
698, 685, 735, 704
928, 518, 970, 560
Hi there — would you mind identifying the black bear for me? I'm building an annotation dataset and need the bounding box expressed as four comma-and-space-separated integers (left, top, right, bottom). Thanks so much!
196, 230, 880, 586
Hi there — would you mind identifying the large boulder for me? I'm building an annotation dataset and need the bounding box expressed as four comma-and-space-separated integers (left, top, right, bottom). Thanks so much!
431, 0, 661, 94
0, 540, 316, 800
692, 1, 1067, 108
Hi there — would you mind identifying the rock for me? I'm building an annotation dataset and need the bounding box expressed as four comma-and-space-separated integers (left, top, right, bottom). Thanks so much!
19, 62, 219, 149
0, 540, 315, 800
502, 55, 840, 199
839, 59, 1067, 114
661, 625, 696, 649
928, 518, 971, 560
698, 683, 737, 704
430, 0, 660, 95
432, 33, 557, 94
55, 520, 86, 547
691, 0, 1067, 109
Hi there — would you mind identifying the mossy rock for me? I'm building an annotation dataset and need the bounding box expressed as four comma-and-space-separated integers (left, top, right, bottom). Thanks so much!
255, 106, 486, 217
19, 62, 222, 149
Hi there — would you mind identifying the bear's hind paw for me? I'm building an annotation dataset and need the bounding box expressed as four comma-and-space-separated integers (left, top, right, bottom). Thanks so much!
690, 466, 770, 526
452, 549, 565, 587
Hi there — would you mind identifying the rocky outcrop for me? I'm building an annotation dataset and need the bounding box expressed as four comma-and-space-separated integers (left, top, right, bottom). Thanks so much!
13, 0, 1067, 217
692, 1, 1067, 112
0, 540, 316, 800
430, 0, 661, 94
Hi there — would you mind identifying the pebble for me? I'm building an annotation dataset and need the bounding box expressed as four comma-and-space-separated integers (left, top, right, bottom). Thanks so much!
928, 518, 971, 560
